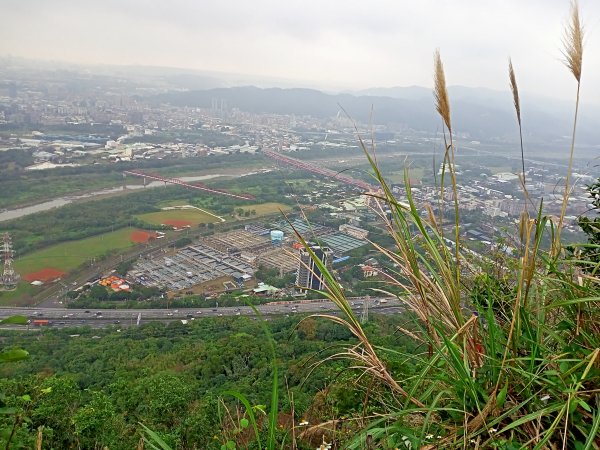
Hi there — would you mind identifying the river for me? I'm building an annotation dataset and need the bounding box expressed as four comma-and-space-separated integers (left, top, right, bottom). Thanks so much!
0, 174, 231, 223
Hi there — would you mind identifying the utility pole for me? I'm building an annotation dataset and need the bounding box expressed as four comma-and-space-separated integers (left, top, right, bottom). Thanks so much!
360, 296, 369, 324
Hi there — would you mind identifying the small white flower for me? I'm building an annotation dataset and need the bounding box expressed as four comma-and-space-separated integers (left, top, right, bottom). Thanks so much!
425, 434, 434, 439
488, 428, 497, 434
298, 419, 309, 426
540, 395, 550, 402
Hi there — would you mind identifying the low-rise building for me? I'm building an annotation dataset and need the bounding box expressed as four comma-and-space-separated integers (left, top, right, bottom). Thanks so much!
339, 223, 369, 240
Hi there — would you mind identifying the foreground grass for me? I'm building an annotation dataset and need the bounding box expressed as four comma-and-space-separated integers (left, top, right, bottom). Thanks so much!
273, 5, 599, 449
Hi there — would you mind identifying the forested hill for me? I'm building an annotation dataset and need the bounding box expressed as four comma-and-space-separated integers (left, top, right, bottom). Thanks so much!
152, 86, 600, 145
0, 315, 414, 449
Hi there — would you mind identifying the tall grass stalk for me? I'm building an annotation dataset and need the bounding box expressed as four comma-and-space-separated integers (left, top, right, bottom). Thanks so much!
555, 0, 584, 256
509, 59, 525, 187
434, 50, 461, 284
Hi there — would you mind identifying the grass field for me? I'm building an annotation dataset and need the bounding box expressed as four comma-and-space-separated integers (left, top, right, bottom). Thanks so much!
0, 283, 36, 306
136, 208, 220, 226
489, 166, 513, 174
157, 200, 192, 208
14, 228, 137, 276
385, 167, 425, 183
240, 202, 292, 216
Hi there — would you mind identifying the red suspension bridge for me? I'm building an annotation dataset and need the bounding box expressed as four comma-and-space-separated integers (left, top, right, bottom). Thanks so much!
124, 149, 377, 201
122, 170, 255, 200
262, 149, 378, 192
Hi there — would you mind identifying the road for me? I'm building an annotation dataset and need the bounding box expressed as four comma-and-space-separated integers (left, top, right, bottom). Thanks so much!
0, 297, 403, 329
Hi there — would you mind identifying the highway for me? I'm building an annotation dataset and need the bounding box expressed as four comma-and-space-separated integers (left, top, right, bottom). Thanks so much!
0, 297, 403, 329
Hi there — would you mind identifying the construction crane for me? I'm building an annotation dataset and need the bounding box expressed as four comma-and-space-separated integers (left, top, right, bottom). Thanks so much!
122, 170, 255, 200
263, 149, 378, 192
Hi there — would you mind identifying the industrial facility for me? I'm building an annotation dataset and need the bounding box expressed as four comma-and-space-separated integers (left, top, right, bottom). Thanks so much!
128, 227, 300, 294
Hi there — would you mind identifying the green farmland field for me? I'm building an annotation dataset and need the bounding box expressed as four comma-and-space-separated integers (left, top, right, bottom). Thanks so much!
14, 228, 137, 276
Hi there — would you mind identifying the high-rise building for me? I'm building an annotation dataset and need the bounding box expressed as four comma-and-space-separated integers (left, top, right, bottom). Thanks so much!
296, 244, 331, 292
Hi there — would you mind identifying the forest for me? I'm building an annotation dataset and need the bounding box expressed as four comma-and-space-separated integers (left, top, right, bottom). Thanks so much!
0, 314, 415, 449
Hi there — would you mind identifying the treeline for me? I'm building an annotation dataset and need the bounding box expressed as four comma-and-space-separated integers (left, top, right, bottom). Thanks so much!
0, 123, 126, 136
0, 187, 189, 255
68, 288, 291, 310
121, 129, 244, 147
0, 152, 264, 209
0, 148, 35, 174
0, 168, 303, 256
0, 315, 415, 449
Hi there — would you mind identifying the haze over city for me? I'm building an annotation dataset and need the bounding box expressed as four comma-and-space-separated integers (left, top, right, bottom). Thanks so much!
2, 0, 600, 102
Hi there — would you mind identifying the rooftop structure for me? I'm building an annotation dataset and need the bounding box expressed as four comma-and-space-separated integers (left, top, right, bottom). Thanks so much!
130, 243, 254, 292
270, 230, 284, 246
339, 223, 369, 240
321, 233, 367, 253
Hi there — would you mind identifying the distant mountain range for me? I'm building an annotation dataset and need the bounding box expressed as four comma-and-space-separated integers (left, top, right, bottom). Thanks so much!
154, 85, 600, 147
3, 57, 597, 149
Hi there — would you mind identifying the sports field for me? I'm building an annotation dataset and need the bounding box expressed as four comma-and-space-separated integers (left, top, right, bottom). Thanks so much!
386, 167, 425, 183
14, 228, 137, 276
137, 208, 220, 227
240, 202, 291, 216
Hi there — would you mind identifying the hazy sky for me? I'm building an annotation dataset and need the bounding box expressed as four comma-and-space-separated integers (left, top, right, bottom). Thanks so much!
2, 0, 600, 102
